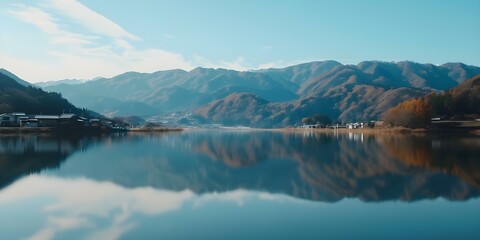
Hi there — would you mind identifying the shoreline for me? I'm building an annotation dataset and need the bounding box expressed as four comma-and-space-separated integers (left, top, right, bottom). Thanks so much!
276, 127, 480, 135
128, 127, 184, 132
184, 126, 480, 136
0, 127, 185, 135
1, 126, 478, 136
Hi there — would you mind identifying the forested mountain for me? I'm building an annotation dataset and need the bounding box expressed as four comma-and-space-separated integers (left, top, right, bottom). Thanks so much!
43, 68, 298, 116
195, 61, 480, 126
41, 61, 480, 126
383, 74, 480, 128
0, 72, 93, 116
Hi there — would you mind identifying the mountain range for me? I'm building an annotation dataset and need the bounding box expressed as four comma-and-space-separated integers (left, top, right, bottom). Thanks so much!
21, 61, 480, 126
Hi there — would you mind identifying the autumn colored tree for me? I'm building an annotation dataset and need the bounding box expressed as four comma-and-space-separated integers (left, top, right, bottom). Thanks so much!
382, 97, 431, 128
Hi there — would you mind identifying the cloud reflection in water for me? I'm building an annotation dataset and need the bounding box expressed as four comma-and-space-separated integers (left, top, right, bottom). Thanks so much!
0, 175, 298, 240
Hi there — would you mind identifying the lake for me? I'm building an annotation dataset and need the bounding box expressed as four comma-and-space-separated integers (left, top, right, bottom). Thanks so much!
0, 130, 479, 240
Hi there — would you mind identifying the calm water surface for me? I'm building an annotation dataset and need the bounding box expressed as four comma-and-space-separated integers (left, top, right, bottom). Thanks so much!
0, 130, 479, 239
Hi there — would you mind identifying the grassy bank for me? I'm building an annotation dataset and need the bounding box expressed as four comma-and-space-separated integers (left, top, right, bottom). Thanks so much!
127, 127, 184, 132
278, 127, 422, 134
277, 126, 480, 135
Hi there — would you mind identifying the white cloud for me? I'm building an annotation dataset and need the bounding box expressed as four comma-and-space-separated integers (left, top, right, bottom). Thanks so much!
191, 55, 298, 72
258, 61, 283, 69
258, 59, 320, 70
192, 55, 256, 71
9, 4, 96, 47
47, 0, 140, 41
9, 5, 59, 33
2, 48, 193, 82
3, 0, 289, 83
52, 32, 96, 46
3, 0, 196, 82
219, 57, 251, 71
114, 39, 133, 50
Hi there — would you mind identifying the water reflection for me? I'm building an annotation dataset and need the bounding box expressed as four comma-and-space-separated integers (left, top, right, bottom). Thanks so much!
1, 131, 480, 239
0, 175, 194, 240
379, 134, 480, 188
0, 135, 84, 190
0, 174, 308, 240
1, 131, 478, 203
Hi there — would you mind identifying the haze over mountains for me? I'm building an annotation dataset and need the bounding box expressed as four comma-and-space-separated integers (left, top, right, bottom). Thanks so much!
27, 61, 480, 126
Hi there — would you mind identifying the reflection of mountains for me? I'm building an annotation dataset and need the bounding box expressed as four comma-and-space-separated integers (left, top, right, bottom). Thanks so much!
378, 134, 480, 190
0, 134, 113, 190
48, 131, 480, 202
196, 132, 480, 201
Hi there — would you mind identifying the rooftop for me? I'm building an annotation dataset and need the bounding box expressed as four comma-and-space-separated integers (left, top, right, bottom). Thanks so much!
59, 113, 76, 119
35, 115, 59, 120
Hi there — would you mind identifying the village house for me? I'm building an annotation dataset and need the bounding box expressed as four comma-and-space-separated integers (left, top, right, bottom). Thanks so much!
347, 122, 364, 129
34, 115, 60, 127
59, 113, 85, 127
301, 124, 318, 129
0, 113, 25, 127
0, 113, 89, 128
23, 118, 39, 127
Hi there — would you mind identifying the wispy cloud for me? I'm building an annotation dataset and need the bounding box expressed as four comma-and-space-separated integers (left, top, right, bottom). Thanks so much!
4, 0, 195, 82
3, 0, 286, 82
9, 4, 95, 47
9, 5, 58, 33
192, 55, 256, 71
219, 57, 251, 71
46, 0, 140, 41
258, 61, 283, 69
257, 59, 321, 69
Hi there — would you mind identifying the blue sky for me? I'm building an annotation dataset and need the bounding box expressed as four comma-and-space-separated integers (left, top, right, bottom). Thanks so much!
1, 0, 479, 82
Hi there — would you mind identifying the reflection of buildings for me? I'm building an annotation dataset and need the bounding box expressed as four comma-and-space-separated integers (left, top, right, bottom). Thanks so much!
0, 135, 97, 190
0, 135, 81, 154
347, 132, 363, 142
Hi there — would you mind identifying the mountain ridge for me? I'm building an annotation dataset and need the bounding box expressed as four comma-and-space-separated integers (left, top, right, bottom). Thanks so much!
0, 69, 32, 87
13, 60, 480, 126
